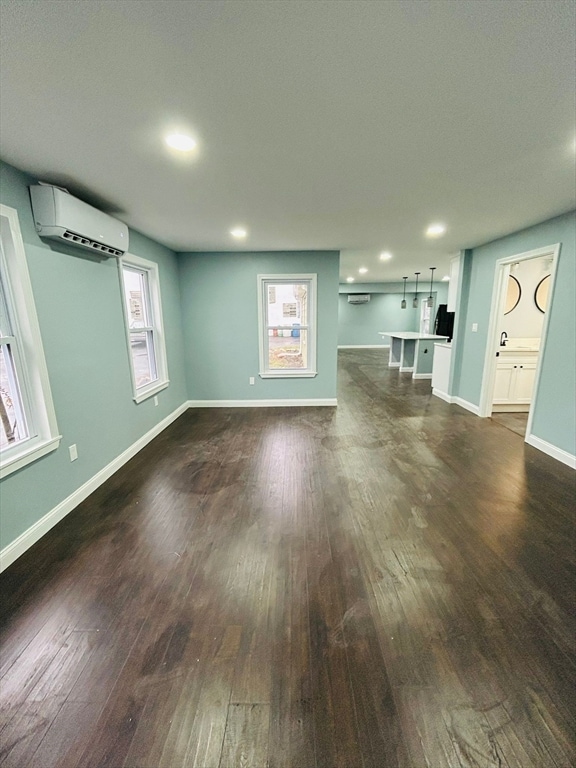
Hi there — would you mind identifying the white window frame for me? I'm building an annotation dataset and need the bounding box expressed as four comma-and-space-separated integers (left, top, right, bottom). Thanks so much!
0, 204, 61, 478
119, 253, 169, 403
257, 273, 317, 378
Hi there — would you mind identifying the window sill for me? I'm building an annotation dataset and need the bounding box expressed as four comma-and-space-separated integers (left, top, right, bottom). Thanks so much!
259, 371, 318, 379
0, 434, 62, 479
133, 379, 170, 404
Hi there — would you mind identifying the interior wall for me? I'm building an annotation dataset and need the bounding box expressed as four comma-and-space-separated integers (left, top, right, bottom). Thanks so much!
0, 161, 188, 551
178, 250, 340, 401
454, 210, 576, 456
338, 283, 449, 346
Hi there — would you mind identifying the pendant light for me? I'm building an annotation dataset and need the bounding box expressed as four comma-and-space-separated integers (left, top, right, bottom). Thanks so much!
413, 272, 420, 308
427, 267, 436, 308
401, 276, 408, 309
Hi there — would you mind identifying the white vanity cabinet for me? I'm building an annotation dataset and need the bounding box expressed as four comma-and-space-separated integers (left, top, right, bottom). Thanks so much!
493, 351, 538, 408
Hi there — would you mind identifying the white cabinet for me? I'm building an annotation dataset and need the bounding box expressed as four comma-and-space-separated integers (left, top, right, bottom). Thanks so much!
493, 354, 537, 407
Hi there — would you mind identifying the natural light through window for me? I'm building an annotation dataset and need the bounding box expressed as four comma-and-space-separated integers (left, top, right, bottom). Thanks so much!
120, 254, 168, 402
0, 204, 60, 477
257, 274, 317, 378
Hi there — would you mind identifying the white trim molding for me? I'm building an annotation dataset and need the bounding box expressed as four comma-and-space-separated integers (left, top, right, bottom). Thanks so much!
431, 391, 480, 414
412, 373, 432, 380
0, 401, 189, 572
526, 434, 576, 469
478, 243, 560, 421
452, 397, 481, 415
187, 398, 337, 408
432, 389, 453, 403
0, 204, 61, 478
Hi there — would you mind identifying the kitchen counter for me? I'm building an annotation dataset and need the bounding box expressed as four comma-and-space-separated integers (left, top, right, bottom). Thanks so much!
379, 332, 449, 378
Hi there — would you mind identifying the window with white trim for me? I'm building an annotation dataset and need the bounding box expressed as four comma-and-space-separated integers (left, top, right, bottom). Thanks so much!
257, 274, 317, 378
0, 205, 60, 478
120, 254, 169, 403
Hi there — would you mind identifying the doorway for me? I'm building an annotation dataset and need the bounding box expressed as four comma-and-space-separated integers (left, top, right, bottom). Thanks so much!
478, 244, 560, 440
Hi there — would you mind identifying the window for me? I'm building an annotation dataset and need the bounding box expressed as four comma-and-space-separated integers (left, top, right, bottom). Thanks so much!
120, 254, 169, 403
0, 205, 60, 478
257, 274, 317, 378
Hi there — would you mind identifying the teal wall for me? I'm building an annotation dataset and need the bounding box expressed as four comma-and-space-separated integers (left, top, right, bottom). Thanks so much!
338, 282, 448, 346
178, 251, 339, 400
454, 211, 576, 455
0, 161, 188, 549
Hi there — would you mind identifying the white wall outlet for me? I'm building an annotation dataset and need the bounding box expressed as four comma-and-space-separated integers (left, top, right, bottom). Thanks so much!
69, 444, 78, 462
153, 395, 159, 406
472, 323, 478, 332
249, 377, 255, 385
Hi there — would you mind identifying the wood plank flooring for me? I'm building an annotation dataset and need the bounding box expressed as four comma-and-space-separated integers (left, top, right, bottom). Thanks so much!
490, 412, 529, 438
1, 349, 574, 767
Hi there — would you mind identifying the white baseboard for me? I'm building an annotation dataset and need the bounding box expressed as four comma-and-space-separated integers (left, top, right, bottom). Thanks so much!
338, 344, 389, 349
452, 397, 480, 415
525, 434, 576, 469
0, 401, 189, 573
187, 398, 337, 408
388, 362, 400, 368
432, 388, 453, 403
399, 366, 414, 373
412, 373, 432, 380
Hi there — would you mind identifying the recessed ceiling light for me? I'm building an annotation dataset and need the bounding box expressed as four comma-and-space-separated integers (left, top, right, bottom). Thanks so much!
359, 267, 368, 274
442, 275, 450, 281
230, 227, 247, 239
426, 223, 446, 238
165, 133, 196, 152
379, 251, 392, 261
346, 277, 355, 283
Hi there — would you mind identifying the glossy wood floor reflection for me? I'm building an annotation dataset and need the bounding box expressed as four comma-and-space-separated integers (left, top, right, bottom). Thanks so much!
1, 350, 575, 768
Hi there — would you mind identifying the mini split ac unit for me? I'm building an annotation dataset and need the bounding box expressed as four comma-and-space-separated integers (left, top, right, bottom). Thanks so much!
347, 294, 371, 304
29, 184, 129, 257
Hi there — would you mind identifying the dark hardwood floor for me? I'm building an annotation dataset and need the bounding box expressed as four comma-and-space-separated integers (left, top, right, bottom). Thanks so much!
1, 349, 574, 767
490, 412, 529, 438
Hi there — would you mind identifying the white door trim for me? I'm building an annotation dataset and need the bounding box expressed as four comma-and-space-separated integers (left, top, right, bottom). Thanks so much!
478, 244, 561, 441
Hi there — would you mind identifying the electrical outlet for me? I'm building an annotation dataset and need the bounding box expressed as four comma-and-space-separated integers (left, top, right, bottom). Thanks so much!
472, 323, 478, 332
69, 444, 78, 462
153, 395, 159, 406
249, 377, 255, 385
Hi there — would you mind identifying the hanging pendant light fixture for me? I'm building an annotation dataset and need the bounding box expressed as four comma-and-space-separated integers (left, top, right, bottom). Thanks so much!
427, 267, 436, 308
413, 272, 420, 308
401, 276, 408, 308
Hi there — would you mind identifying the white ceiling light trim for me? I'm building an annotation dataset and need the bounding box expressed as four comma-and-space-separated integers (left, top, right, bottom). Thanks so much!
164, 133, 197, 152
230, 227, 248, 239
426, 223, 447, 238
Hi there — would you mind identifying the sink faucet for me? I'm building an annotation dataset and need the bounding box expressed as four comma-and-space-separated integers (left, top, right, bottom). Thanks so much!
500, 331, 508, 347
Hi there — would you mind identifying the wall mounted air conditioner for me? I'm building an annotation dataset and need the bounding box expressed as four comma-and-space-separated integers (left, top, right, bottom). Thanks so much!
29, 184, 129, 257
347, 294, 371, 304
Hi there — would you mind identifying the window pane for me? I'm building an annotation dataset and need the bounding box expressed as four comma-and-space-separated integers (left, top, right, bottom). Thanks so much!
0, 344, 28, 448
123, 268, 150, 329
129, 331, 157, 388
267, 328, 308, 370
266, 283, 308, 327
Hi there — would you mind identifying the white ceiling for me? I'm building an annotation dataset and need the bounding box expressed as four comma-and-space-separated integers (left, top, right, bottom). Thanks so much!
1, 0, 574, 283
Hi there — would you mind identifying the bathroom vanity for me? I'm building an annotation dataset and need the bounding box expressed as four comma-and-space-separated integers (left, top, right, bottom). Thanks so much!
493, 337, 540, 411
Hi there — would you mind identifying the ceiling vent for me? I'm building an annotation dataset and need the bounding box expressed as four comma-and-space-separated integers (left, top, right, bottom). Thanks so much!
347, 294, 371, 304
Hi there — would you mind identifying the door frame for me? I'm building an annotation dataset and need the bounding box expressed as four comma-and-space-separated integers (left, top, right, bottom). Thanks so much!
478, 243, 561, 440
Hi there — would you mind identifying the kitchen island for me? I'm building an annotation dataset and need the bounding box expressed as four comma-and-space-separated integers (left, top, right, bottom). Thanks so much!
379, 331, 449, 379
